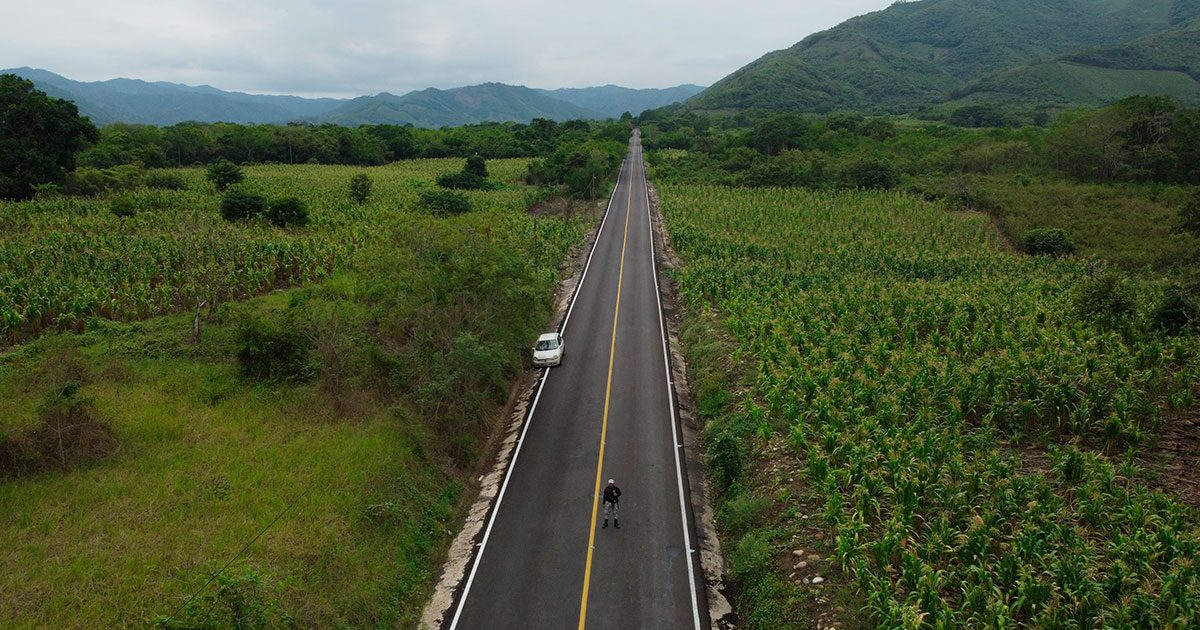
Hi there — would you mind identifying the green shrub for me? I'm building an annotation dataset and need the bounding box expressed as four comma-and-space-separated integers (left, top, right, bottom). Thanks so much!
1022, 227, 1076, 256
419, 190, 471, 216
236, 314, 313, 382
110, 195, 137, 219
265, 197, 308, 228
32, 182, 63, 199
1076, 271, 1136, 322
707, 433, 743, 493
219, 189, 266, 222
65, 165, 144, 196
436, 171, 490, 190
348, 173, 372, 204
153, 566, 288, 629
720, 493, 770, 540
1152, 284, 1198, 334
145, 171, 187, 190
840, 158, 899, 190
206, 159, 244, 191
729, 529, 775, 583
741, 151, 828, 189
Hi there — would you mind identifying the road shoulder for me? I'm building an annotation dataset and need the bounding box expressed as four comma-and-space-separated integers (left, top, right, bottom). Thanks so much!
647, 181, 736, 629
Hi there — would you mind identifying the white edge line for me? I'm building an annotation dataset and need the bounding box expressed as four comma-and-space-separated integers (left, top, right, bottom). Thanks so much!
560, 155, 626, 335
448, 147, 630, 630
640, 137, 703, 630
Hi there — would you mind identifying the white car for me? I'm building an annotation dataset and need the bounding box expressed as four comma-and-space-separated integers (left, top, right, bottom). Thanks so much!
532, 332, 564, 367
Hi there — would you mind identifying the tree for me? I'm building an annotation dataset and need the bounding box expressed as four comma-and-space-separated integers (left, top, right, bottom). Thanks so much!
841, 158, 899, 190
348, 173, 372, 204
464, 154, 488, 178
748, 113, 811, 155
1175, 190, 1200, 240
207, 159, 244, 191
0, 74, 98, 199
948, 105, 1016, 129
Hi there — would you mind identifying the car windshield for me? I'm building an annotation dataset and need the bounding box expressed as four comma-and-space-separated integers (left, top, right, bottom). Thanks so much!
536, 339, 559, 351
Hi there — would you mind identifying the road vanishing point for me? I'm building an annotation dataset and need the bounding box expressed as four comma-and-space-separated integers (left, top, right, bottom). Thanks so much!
447, 131, 709, 630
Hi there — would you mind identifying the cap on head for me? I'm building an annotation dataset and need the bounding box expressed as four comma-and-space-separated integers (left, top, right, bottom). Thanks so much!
608, 478, 614, 484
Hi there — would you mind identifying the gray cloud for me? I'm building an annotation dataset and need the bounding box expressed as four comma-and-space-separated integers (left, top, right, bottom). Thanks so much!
4, 0, 894, 97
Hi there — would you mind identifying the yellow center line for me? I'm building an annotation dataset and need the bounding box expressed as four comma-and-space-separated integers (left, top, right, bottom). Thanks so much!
578, 164, 635, 630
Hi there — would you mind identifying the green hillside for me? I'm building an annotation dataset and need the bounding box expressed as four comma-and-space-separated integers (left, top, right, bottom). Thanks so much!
949, 25, 1200, 107
690, 0, 1199, 113
317, 83, 601, 127
949, 61, 1200, 108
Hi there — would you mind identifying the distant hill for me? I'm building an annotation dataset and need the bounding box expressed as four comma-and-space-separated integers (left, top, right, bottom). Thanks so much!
1, 68, 690, 127
688, 0, 1200, 114
2, 67, 345, 125
536, 84, 705, 117
316, 83, 603, 127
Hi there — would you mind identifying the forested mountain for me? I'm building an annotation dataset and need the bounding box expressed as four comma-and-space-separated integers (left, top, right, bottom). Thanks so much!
2, 68, 345, 125
536, 84, 705, 117
315, 83, 603, 127
689, 0, 1200, 114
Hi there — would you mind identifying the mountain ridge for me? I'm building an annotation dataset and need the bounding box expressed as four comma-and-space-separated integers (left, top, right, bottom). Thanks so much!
536, 84, 705, 117
315, 83, 603, 127
2, 67, 701, 127
687, 0, 1200, 114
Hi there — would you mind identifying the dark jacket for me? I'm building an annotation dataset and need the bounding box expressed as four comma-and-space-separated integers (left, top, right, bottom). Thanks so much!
603, 485, 621, 504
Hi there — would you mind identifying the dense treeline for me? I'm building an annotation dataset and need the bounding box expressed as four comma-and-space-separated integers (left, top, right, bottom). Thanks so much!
640, 96, 1200, 190
65, 117, 628, 201
2, 74, 629, 201
76, 118, 629, 169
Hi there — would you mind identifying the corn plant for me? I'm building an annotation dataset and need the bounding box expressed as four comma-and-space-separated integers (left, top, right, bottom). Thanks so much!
661, 185, 1200, 627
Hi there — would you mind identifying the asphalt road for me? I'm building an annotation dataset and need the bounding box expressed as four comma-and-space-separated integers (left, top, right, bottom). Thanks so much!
448, 132, 706, 630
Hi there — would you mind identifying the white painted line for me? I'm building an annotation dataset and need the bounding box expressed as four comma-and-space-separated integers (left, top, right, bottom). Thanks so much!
448, 147, 630, 630
640, 139, 703, 630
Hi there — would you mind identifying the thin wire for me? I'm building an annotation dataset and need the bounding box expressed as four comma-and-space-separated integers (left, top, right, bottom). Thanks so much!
162, 481, 318, 624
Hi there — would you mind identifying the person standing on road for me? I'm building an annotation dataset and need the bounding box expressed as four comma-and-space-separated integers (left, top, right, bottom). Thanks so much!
602, 478, 622, 529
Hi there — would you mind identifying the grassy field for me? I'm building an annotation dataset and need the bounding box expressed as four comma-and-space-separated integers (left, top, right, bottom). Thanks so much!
920, 174, 1197, 271
0, 159, 591, 627
660, 185, 1200, 628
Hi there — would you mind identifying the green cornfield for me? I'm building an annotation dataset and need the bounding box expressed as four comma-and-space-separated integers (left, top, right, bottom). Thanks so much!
0, 159, 532, 344
661, 185, 1200, 627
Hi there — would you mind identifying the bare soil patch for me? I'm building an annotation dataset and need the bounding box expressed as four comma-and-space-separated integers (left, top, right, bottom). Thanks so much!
528, 196, 605, 219
1139, 413, 1200, 508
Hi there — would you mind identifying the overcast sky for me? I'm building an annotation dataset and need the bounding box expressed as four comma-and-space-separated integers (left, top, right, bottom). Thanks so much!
4, 0, 894, 98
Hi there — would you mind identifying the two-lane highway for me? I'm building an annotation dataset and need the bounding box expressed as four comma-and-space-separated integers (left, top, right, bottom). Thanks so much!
448, 132, 705, 629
